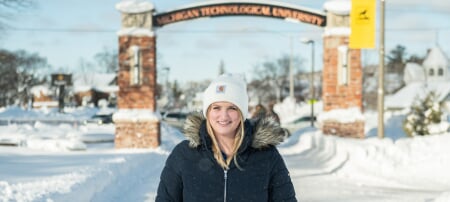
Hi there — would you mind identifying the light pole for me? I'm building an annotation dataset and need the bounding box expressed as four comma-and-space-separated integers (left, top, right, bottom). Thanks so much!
161, 67, 171, 111
289, 36, 294, 98
162, 67, 170, 88
301, 38, 315, 127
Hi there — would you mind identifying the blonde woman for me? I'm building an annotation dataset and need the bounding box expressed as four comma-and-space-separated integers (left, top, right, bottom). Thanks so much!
156, 74, 296, 202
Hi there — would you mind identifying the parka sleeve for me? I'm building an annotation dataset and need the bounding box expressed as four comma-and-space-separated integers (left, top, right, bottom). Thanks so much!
156, 144, 184, 202
268, 148, 297, 202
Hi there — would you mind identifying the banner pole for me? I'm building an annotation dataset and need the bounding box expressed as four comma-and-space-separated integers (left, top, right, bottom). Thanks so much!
377, 0, 385, 139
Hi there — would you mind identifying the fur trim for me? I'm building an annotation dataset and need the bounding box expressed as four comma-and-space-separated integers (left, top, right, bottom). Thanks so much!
183, 112, 204, 148
183, 112, 288, 149
250, 116, 288, 149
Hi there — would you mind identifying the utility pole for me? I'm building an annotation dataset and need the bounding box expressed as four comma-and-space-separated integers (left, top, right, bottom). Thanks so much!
311, 41, 315, 127
289, 36, 294, 98
301, 38, 315, 127
377, 0, 385, 138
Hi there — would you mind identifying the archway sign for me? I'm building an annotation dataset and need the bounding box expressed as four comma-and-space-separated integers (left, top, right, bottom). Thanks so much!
114, 0, 364, 149
153, 1, 326, 27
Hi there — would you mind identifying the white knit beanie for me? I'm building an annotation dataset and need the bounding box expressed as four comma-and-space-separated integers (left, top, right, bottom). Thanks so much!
202, 73, 249, 119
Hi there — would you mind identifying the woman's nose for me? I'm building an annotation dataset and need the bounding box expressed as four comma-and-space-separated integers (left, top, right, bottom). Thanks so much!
219, 109, 229, 117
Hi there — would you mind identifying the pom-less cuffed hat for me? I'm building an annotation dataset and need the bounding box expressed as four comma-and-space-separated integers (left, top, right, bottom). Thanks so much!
203, 73, 249, 119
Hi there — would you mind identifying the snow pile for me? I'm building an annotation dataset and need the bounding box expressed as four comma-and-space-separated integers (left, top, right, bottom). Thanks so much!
0, 107, 115, 151
317, 107, 364, 123
337, 134, 450, 190
274, 97, 323, 124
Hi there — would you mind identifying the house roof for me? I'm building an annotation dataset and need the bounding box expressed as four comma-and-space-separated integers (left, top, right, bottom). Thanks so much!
72, 73, 117, 93
385, 81, 450, 110
403, 62, 425, 84
30, 85, 52, 97
423, 46, 449, 69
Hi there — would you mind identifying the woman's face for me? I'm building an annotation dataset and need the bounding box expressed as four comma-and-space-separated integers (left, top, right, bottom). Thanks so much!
207, 101, 241, 137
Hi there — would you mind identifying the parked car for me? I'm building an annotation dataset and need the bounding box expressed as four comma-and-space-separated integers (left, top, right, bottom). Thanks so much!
162, 111, 189, 130
84, 113, 113, 125
163, 112, 188, 121
281, 115, 317, 133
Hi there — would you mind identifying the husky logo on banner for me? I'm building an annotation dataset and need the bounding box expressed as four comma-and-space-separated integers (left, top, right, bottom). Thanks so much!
349, 0, 376, 49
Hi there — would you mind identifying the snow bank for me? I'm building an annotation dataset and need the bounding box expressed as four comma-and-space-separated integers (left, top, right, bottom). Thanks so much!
281, 130, 450, 196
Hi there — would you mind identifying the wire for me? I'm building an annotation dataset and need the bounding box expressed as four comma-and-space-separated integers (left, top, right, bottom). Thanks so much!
6, 27, 117, 33
6, 26, 450, 34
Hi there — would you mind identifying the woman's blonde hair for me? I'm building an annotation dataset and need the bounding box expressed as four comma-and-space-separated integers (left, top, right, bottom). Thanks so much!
206, 107, 245, 170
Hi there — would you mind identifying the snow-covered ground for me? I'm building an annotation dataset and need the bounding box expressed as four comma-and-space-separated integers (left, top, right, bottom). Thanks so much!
0, 105, 450, 202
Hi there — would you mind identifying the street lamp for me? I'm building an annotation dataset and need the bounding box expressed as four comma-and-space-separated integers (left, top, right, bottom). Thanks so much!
162, 67, 170, 88
289, 36, 294, 99
301, 38, 315, 127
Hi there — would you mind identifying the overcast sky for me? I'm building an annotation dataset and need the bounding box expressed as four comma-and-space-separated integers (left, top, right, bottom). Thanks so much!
1, 0, 449, 83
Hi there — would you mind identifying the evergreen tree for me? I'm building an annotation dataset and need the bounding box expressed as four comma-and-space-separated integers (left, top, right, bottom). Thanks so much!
386, 44, 406, 74
403, 91, 443, 136
218, 60, 226, 76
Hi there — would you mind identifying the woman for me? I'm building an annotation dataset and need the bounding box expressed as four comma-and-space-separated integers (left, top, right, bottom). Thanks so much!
156, 73, 297, 202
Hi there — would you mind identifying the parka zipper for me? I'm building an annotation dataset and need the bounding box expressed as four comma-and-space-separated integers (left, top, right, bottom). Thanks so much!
223, 169, 228, 202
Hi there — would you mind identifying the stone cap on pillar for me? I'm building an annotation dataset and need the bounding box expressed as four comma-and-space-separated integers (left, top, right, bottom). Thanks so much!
116, 0, 154, 14
323, 0, 350, 15
323, 0, 350, 36
116, 0, 155, 35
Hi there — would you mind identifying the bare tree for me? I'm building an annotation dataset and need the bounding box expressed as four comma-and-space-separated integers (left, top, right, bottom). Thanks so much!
252, 54, 302, 102
16, 50, 50, 106
248, 79, 275, 104
0, 50, 18, 106
179, 80, 210, 111
171, 80, 184, 109
0, 0, 35, 34
0, 0, 33, 8
94, 47, 118, 73
0, 49, 48, 107
77, 58, 96, 85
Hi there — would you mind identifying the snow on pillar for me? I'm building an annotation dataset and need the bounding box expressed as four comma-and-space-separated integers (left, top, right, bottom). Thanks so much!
114, 0, 161, 148
320, 0, 364, 138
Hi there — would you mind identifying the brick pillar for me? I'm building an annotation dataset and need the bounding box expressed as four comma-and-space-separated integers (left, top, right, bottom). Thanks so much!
323, 36, 363, 111
321, 2, 364, 138
114, 1, 160, 148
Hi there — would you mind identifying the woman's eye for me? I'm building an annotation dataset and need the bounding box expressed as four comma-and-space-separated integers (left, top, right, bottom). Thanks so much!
229, 107, 237, 111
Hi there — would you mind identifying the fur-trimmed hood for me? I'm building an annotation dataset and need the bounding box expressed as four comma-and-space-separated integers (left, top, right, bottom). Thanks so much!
183, 112, 288, 150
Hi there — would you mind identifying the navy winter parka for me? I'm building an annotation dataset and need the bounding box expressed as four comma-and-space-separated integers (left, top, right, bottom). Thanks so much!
156, 113, 297, 202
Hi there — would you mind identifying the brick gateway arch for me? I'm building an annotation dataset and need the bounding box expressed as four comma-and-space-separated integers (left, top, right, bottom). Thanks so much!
114, 0, 364, 149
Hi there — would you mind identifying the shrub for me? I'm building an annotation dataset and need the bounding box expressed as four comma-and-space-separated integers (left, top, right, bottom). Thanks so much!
403, 91, 443, 137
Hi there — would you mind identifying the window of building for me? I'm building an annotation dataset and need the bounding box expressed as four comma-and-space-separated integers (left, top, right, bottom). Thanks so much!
338, 45, 350, 85
129, 46, 141, 85
438, 67, 443, 76
429, 68, 434, 76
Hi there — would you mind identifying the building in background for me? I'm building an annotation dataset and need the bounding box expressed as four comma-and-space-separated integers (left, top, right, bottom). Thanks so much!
386, 46, 450, 113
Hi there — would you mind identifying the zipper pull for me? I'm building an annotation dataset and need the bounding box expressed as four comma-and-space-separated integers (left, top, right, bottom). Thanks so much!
223, 169, 228, 202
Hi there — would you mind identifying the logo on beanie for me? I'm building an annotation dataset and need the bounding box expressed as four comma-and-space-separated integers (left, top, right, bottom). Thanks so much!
216, 85, 226, 93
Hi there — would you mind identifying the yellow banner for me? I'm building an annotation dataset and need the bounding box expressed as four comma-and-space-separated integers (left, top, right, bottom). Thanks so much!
349, 0, 376, 49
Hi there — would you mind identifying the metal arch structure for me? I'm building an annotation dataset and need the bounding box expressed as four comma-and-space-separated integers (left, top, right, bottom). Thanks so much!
153, 0, 326, 27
